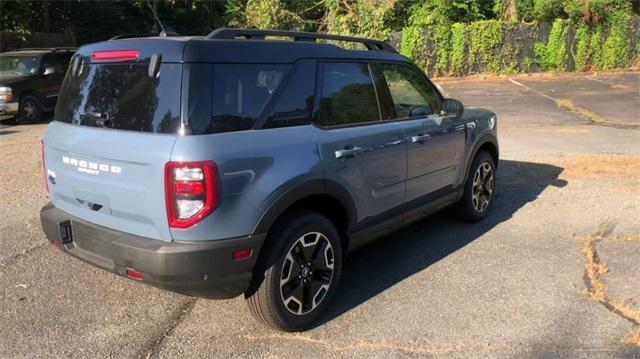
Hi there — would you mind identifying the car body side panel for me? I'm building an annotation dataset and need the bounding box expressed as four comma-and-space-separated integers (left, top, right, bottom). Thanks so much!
456, 107, 499, 186
311, 122, 406, 225
169, 125, 322, 241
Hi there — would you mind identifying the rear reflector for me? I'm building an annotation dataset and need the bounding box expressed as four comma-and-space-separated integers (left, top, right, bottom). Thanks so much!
92, 50, 139, 61
126, 268, 144, 281
233, 248, 253, 261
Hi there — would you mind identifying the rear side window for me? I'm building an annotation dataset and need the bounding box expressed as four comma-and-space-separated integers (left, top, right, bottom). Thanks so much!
375, 63, 440, 120
55, 62, 181, 133
209, 64, 289, 133
316, 62, 380, 127
264, 62, 316, 129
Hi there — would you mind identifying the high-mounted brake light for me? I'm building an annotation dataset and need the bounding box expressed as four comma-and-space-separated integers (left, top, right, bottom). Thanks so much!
92, 50, 139, 61
41, 139, 48, 194
165, 161, 217, 229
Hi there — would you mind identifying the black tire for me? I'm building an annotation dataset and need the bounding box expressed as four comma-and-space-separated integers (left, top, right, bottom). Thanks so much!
246, 211, 342, 332
456, 151, 496, 222
18, 95, 42, 124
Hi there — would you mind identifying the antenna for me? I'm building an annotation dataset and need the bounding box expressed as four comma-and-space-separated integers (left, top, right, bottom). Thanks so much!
145, 0, 165, 34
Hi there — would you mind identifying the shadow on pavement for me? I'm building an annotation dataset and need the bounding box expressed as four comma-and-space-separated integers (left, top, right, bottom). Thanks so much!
319, 159, 568, 327
0, 113, 54, 128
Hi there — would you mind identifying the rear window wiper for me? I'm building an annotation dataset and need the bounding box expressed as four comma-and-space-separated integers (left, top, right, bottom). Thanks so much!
80, 112, 112, 128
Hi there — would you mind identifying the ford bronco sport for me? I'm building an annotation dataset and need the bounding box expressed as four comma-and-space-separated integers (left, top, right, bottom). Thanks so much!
40, 29, 498, 332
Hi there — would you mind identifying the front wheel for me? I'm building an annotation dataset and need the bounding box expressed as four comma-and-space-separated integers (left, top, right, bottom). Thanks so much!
456, 151, 496, 222
18, 95, 42, 124
246, 211, 342, 332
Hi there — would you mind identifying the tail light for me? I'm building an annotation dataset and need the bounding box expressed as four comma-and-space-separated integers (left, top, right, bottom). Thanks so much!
165, 161, 217, 229
41, 139, 48, 194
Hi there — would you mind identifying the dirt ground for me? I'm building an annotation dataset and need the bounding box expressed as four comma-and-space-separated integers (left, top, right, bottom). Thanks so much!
0, 71, 639, 358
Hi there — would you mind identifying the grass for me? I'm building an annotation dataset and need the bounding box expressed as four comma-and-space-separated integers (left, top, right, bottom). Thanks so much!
556, 99, 605, 124
581, 222, 640, 346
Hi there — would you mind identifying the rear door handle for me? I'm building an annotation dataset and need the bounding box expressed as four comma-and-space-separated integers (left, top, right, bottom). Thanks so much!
335, 146, 363, 159
410, 134, 431, 143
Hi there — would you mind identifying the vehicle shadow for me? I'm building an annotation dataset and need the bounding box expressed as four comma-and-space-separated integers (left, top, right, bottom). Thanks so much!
318, 159, 567, 327
0, 112, 53, 128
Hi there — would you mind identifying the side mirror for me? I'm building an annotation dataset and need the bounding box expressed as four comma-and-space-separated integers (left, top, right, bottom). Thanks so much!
408, 105, 432, 118
43, 67, 57, 75
443, 98, 464, 118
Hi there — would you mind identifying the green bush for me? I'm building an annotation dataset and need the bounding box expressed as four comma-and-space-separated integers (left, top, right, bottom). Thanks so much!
574, 24, 591, 70
602, 11, 632, 69
468, 20, 504, 73
450, 22, 466, 75
590, 26, 605, 70
399, 25, 427, 69
535, 19, 568, 71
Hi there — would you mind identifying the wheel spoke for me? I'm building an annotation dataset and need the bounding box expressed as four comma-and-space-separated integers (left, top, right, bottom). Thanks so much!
302, 280, 313, 312
312, 269, 332, 284
282, 279, 304, 305
291, 242, 307, 265
307, 279, 327, 310
310, 239, 327, 267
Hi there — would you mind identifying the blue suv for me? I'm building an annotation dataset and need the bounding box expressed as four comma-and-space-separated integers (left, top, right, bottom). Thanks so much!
40, 29, 498, 331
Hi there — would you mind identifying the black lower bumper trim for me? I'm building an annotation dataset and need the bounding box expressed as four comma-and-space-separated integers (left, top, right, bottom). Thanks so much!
40, 204, 265, 299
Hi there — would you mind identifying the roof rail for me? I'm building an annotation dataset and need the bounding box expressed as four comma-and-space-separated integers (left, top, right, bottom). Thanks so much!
205, 28, 397, 53
16, 47, 76, 52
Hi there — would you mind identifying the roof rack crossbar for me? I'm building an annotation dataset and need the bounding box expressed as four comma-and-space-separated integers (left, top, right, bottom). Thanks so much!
205, 28, 396, 53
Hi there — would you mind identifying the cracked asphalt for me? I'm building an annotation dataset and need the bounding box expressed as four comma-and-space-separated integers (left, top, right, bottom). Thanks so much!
1, 71, 639, 358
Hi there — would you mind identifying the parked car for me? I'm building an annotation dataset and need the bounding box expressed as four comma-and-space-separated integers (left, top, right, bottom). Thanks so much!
40, 29, 498, 331
0, 48, 75, 123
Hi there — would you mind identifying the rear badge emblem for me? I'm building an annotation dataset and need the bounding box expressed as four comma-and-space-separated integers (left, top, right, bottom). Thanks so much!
62, 156, 122, 175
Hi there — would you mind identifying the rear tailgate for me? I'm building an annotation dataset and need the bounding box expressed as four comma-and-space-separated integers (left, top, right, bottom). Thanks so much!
43, 39, 184, 241
44, 123, 176, 240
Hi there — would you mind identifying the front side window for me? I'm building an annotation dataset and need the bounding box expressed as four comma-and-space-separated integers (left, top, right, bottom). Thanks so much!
317, 62, 380, 127
209, 64, 289, 133
376, 63, 440, 120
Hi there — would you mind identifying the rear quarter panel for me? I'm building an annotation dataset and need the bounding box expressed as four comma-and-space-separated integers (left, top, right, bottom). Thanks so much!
169, 125, 322, 241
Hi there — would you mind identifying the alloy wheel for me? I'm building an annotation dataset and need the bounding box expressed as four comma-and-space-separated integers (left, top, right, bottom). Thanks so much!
280, 232, 334, 315
472, 162, 494, 213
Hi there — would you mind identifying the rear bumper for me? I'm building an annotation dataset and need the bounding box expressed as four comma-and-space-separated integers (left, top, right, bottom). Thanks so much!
0, 101, 18, 120
40, 204, 265, 299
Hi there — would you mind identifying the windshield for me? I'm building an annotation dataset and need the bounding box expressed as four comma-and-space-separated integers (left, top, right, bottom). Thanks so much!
55, 62, 181, 133
0, 55, 41, 75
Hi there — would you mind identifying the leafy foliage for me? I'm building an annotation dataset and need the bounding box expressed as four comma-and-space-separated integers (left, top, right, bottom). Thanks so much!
0, 0, 637, 76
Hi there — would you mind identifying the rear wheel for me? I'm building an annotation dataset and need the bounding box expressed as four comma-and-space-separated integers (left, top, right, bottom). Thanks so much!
456, 151, 496, 222
246, 211, 342, 331
18, 95, 42, 124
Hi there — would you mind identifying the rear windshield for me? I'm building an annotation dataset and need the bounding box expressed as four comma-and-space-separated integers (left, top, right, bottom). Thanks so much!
55, 62, 181, 133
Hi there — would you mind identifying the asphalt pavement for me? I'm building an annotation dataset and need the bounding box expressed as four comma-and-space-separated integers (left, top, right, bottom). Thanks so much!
0, 71, 638, 358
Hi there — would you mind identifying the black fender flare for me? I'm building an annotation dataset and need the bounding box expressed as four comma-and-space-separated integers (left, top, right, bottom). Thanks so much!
464, 132, 499, 182
251, 179, 358, 236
